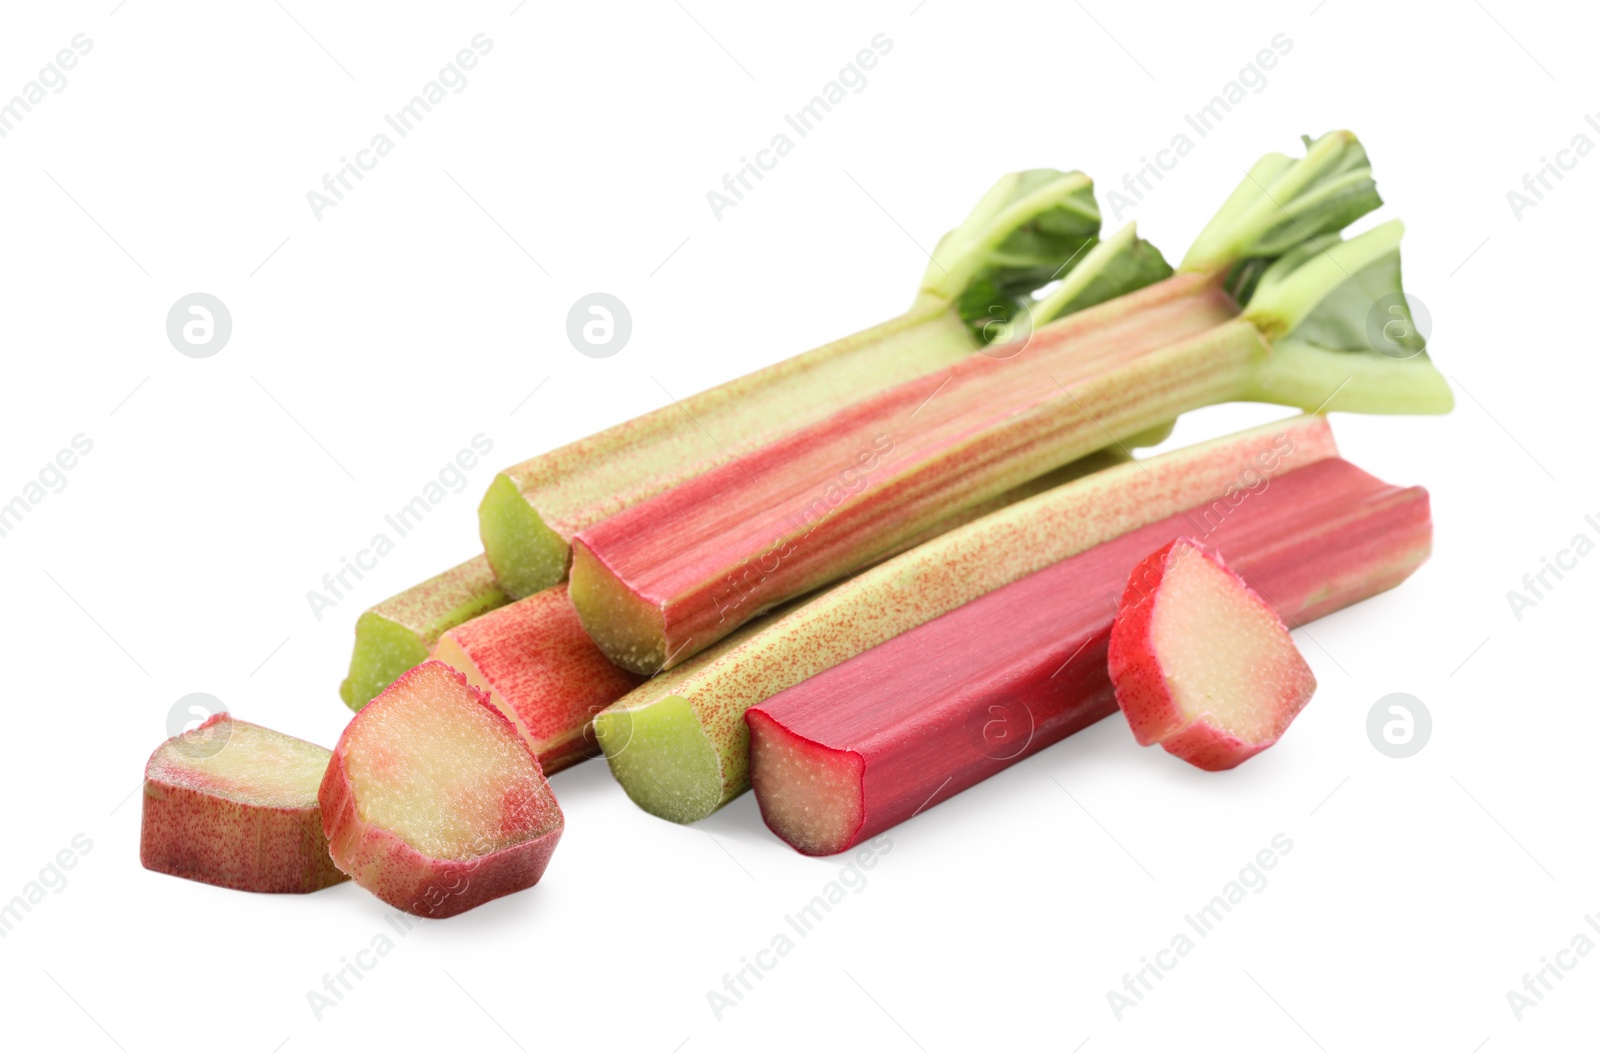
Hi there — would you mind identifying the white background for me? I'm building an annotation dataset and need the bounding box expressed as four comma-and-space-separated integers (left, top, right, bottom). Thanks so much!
0, 1, 1593, 1049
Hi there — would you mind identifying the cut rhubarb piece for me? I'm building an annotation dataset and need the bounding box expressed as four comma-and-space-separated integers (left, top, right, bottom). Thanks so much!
141, 715, 347, 893
747, 456, 1430, 855
430, 586, 645, 775
320, 661, 563, 918
593, 416, 1341, 823
480, 170, 1168, 599
1108, 538, 1317, 770
571, 133, 1451, 675
340, 554, 510, 712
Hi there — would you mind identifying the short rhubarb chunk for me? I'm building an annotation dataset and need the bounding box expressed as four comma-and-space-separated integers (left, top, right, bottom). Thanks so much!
1108, 539, 1317, 770
430, 587, 645, 774
340, 555, 510, 712
320, 661, 563, 918
141, 715, 347, 894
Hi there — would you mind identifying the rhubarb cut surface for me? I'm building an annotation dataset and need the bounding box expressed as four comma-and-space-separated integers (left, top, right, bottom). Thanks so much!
320, 661, 563, 918
1109, 538, 1318, 769
747, 457, 1430, 854
141, 715, 347, 894
744, 714, 864, 857
339, 554, 510, 712
430, 586, 645, 774
593, 416, 1341, 823
481, 170, 1123, 599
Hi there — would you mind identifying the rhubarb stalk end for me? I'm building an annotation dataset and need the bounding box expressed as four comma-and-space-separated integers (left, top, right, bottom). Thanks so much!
480, 472, 571, 600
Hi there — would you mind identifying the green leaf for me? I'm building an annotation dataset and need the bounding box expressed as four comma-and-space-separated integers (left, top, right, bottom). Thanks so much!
1240, 221, 1452, 415
1181, 131, 1382, 275
1287, 249, 1424, 357
1032, 222, 1174, 326
916, 169, 1101, 335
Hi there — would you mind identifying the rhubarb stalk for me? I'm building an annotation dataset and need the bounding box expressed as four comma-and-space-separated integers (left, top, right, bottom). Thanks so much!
746, 455, 1429, 855
479, 170, 1167, 598
570, 132, 1451, 676
429, 586, 646, 775
593, 416, 1341, 823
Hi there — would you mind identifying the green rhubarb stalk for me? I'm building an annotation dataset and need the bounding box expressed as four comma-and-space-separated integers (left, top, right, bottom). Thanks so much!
594, 416, 1341, 822
479, 169, 1173, 599
339, 555, 510, 711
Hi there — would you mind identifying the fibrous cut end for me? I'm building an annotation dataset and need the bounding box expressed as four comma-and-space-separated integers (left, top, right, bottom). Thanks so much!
592, 695, 725, 824
746, 709, 864, 856
1108, 538, 1316, 771
568, 541, 669, 675
340, 611, 430, 713
479, 473, 572, 600
339, 554, 510, 712
141, 715, 347, 894
320, 661, 563, 917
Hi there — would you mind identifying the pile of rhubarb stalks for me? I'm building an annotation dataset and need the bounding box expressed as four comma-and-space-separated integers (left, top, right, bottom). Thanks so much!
140, 132, 1449, 917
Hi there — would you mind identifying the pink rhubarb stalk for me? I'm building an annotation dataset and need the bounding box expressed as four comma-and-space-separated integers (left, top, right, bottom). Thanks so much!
745, 456, 1430, 855
572, 132, 1453, 675
572, 275, 1239, 673
478, 169, 1117, 599
430, 586, 646, 774
594, 416, 1343, 824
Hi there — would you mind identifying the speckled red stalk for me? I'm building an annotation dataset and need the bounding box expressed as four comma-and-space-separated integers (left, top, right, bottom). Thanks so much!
746, 457, 1431, 855
140, 714, 347, 894
1108, 539, 1317, 770
430, 587, 645, 774
320, 662, 563, 918
572, 274, 1242, 673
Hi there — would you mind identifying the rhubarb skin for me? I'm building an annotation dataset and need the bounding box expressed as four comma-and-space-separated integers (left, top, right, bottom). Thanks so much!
1108, 539, 1317, 770
141, 715, 348, 894
572, 274, 1243, 674
480, 310, 977, 599
594, 415, 1340, 823
746, 457, 1431, 855
340, 554, 510, 712
430, 586, 645, 774
320, 662, 563, 918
